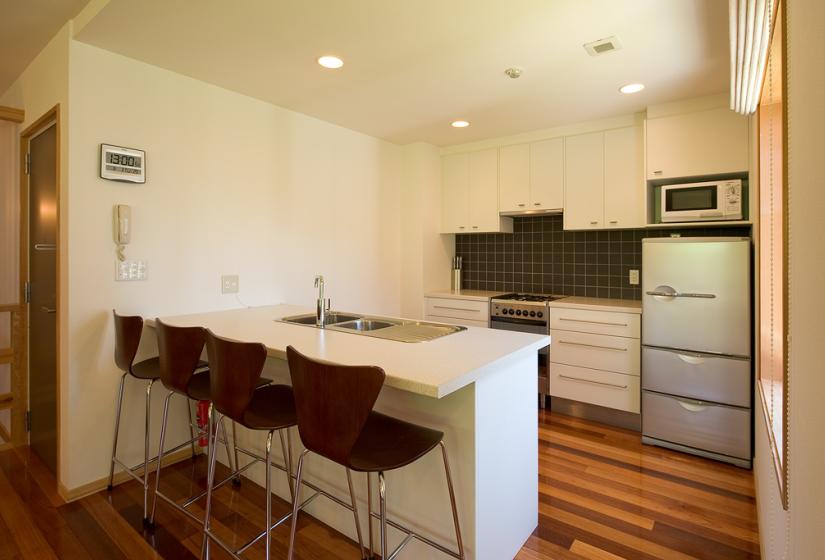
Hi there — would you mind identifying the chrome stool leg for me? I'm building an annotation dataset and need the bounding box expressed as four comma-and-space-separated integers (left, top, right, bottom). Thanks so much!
346, 468, 367, 559
367, 472, 374, 559
107, 372, 127, 490
440, 441, 465, 559
287, 449, 310, 560
264, 431, 273, 560
231, 422, 242, 486
149, 390, 174, 525
378, 472, 388, 560
142, 379, 156, 527
201, 405, 218, 560
187, 399, 197, 458
279, 429, 295, 503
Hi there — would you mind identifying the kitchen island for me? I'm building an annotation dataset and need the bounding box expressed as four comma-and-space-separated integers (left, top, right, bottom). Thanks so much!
152, 304, 549, 560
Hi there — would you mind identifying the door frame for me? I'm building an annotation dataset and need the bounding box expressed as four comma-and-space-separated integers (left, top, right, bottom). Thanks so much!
19, 104, 62, 481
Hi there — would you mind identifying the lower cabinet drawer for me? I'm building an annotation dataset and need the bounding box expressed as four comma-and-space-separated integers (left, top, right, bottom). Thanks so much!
424, 314, 488, 328
642, 347, 751, 407
642, 390, 751, 460
548, 307, 640, 338
425, 297, 489, 322
550, 330, 640, 375
549, 363, 640, 413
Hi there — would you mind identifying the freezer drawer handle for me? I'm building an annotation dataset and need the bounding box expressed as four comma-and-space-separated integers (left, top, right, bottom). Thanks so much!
676, 353, 705, 365
559, 373, 628, 389
645, 290, 716, 299
558, 317, 628, 327
432, 305, 480, 313
675, 397, 709, 412
558, 340, 627, 352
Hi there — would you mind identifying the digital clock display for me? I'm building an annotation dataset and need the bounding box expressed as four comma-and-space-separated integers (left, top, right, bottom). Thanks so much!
106, 152, 142, 168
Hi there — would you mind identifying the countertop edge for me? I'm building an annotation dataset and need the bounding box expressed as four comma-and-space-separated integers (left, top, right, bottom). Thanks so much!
547, 297, 642, 314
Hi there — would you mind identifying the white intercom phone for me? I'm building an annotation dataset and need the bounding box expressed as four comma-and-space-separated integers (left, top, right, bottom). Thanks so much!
114, 204, 131, 261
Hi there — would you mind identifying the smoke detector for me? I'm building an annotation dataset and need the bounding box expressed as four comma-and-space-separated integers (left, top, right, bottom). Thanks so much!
504, 67, 522, 79
583, 36, 622, 56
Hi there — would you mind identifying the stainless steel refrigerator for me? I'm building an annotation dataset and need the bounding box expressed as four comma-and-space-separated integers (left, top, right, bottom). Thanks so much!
641, 237, 752, 468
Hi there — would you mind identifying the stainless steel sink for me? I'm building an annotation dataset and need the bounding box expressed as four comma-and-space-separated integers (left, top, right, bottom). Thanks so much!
278, 311, 466, 342
281, 312, 361, 326
334, 319, 398, 332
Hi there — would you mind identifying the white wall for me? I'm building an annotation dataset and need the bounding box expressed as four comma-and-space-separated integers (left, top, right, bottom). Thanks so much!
754, 0, 825, 558
64, 40, 408, 489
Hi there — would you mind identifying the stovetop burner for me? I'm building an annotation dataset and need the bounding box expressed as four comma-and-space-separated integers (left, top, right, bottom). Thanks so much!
494, 293, 564, 303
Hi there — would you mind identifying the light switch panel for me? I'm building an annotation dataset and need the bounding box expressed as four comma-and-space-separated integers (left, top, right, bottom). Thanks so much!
116, 260, 147, 281
629, 269, 640, 285
222, 275, 239, 294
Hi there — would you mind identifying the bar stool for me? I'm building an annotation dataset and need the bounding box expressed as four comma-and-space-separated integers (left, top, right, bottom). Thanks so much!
285, 346, 464, 560
201, 330, 298, 560
108, 310, 203, 527
149, 319, 257, 526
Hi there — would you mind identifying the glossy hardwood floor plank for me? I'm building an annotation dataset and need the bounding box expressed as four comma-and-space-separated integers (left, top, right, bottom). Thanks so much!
0, 465, 58, 559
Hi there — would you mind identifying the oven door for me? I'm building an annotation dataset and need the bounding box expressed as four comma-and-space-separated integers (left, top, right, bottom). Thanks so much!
661, 183, 722, 222
490, 316, 549, 362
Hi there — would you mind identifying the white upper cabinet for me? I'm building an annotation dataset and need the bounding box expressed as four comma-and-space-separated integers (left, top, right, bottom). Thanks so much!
564, 131, 605, 230
499, 144, 531, 212
530, 138, 564, 211
499, 139, 564, 213
441, 149, 512, 234
604, 126, 644, 229
646, 107, 749, 180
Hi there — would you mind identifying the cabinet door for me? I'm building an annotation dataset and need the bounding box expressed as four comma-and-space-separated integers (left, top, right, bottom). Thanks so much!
564, 132, 604, 230
441, 153, 469, 233
499, 144, 530, 212
646, 107, 749, 179
604, 126, 645, 228
468, 148, 500, 232
530, 138, 564, 210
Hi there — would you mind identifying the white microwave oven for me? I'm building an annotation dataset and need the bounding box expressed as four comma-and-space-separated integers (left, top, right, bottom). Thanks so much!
660, 179, 743, 223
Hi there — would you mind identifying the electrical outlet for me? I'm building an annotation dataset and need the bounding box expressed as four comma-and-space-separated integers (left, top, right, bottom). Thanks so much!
221, 274, 239, 294
629, 269, 640, 286
116, 260, 147, 281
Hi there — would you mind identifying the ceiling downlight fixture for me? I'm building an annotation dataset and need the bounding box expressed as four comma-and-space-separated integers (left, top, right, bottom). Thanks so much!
317, 55, 344, 69
451, 120, 470, 128
619, 83, 645, 94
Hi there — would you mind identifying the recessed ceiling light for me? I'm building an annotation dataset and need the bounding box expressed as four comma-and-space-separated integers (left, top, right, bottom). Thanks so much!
451, 120, 470, 128
317, 55, 344, 69
619, 83, 645, 94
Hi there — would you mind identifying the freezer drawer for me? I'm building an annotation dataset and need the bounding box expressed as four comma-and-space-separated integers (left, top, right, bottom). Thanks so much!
642, 346, 751, 407
549, 363, 640, 413
642, 390, 751, 460
642, 238, 751, 357
551, 329, 640, 376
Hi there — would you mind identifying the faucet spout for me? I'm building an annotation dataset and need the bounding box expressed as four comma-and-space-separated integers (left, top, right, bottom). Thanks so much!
315, 275, 328, 327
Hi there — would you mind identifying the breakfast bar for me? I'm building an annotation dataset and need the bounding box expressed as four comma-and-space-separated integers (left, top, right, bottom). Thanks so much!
152, 304, 549, 560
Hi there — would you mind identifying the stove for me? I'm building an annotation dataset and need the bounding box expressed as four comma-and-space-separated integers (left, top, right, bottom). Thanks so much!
490, 293, 566, 322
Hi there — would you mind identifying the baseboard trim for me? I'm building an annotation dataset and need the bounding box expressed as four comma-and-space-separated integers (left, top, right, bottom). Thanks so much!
58, 446, 203, 502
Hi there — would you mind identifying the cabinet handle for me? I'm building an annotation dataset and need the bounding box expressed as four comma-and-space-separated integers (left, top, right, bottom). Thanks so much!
558, 317, 628, 327
653, 170, 663, 175
534, 202, 541, 206
559, 373, 628, 389
472, 225, 479, 229
558, 340, 627, 352
589, 221, 598, 225
675, 397, 709, 412
518, 203, 526, 207
609, 220, 618, 224
433, 305, 480, 313
458, 226, 465, 230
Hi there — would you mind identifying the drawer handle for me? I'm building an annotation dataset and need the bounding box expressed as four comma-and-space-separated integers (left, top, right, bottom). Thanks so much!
558, 317, 628, 327
676, 353, 705, 365
433, 305, 480, 313
558, 340, 627, 352
559, 373, 628, 389
676, 397, 709, 412
518, 203, 526, 207
533, 202, 541, 206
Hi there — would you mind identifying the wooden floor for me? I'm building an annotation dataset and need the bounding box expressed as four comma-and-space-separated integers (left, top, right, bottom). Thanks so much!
0, 410, 760, 559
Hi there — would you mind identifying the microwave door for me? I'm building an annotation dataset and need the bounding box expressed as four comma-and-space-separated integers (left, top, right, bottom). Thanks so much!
661, 185, 720, 222
642, 238, 751, 357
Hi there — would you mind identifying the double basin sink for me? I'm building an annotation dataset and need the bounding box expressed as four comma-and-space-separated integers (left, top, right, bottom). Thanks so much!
279, 312, 466, 343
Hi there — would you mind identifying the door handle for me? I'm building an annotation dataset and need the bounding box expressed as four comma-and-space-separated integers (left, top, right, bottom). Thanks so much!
40, 306, 56, 314
34, 243, 56, 251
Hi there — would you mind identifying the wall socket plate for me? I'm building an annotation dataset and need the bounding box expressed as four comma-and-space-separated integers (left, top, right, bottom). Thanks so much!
221, 274, 239, 294
629, 269, 640, 285
116, 260, 147, 281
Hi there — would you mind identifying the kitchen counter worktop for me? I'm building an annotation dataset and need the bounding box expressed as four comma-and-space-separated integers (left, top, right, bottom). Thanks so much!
424, 289, 505, 302
547, 296, 642, 314
150, 304, 548, 399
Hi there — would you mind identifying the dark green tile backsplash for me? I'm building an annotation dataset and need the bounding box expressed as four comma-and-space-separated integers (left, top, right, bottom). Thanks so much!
455, 215, 751, 300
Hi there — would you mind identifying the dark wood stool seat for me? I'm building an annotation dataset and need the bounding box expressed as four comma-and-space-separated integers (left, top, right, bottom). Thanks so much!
128, 357, 163, 380
241, 384, 297, 430
350, 412, 443, 472
185, 370, 268, 402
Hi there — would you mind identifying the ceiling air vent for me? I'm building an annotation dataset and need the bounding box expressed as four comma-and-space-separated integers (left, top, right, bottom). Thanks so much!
583, 36, 622, 56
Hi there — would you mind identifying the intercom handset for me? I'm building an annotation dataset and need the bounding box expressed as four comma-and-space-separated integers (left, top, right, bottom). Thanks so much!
114, 204, 131, 261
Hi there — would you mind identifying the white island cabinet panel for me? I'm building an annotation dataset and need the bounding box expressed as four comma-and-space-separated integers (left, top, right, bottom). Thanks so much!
151, 305, 546, 559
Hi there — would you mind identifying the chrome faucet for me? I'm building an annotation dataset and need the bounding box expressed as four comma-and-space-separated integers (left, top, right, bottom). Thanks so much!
315, 275, 330, 327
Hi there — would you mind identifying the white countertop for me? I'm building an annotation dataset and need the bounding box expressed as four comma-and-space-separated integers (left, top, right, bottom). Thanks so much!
425, 289, 506, 302
547, 296, 642, 314
150, 305, 549, 399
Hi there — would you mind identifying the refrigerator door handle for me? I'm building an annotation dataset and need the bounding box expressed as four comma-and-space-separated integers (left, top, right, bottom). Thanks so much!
646, 288, 716, 299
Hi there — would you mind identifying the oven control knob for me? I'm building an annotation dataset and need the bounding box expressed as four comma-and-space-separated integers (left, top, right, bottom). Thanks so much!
508, 309, 515, 315
501, 308, 508, 315
537, 311, 544, 318
515, 309, 522, 316
529, 310, 536, 317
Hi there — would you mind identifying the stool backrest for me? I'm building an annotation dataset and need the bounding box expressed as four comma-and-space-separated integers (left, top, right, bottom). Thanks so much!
286, 346, 385, 467
205, 330, 267, 423
155, 319, 206, 394
113, 310, 143, 373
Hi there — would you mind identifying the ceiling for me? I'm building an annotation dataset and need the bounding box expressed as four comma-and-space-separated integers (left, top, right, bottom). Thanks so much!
0, 0, 90, 96
74, 0, 729, 146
